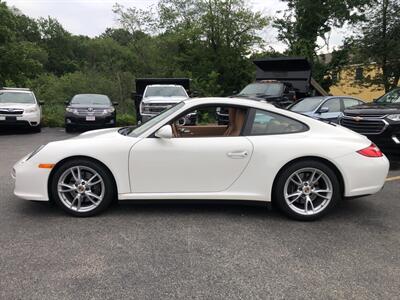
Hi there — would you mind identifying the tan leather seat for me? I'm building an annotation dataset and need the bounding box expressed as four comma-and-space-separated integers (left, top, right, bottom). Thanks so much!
224, 108, 245, 136
224, 108, 237, 136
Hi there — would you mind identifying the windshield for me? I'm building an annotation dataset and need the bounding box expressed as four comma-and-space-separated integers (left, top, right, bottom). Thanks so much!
290, 97, 325, 112
376, 88, 400, 104
127, 102, 185, 137
144, 86, 188, 98
0, 92, 35, 104
239, 83, 283, 96
70, 94, 111, 105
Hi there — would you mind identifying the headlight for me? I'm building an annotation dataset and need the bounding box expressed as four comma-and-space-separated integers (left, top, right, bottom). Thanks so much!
103, 107, 115, 114
25, 106, 38, 113
26, 145, 45, 160
66, 107, 78, 114
387, 114, 400, 121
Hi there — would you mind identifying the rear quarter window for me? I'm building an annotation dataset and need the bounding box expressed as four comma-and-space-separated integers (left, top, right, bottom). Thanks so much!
249, 109, 308, 135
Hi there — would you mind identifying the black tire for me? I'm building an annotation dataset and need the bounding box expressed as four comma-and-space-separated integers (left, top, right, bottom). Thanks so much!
49, 158, 116, 217
273, 160, 341, 221
32, 124, 41, 133
65, 124, 74, 133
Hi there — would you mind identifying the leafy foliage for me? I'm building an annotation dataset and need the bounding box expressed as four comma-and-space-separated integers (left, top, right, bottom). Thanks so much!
348, 0, 400, 92
273, 0, 372, 89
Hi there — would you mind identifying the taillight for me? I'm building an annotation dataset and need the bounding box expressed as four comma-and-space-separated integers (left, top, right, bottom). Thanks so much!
357, 143, 383, 157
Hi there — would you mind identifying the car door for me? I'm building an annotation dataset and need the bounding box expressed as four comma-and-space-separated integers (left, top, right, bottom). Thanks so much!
129, 105, 254, 193
318, 98, 342, 122
129, 137, 253, 193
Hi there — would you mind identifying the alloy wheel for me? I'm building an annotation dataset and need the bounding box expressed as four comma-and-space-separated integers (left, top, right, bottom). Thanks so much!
57, 166, 105, 213
283, 167, 333, 216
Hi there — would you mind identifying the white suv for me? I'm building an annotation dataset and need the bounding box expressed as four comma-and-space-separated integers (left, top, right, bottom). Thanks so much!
0, 88, 42, 132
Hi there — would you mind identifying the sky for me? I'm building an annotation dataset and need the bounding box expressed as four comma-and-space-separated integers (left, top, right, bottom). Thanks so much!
5, 0, 346, 53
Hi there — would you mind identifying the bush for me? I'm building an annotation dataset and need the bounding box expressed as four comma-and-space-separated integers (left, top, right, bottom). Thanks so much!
42, 104, 64, 127
117, 113, 136, 126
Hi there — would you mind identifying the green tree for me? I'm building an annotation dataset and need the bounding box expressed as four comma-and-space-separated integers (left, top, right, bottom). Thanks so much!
350, 0, 400, 92
0, 2, 46, 85
37, 17, 79, 75
114, 0, 269, 95
274, 0, 370, 60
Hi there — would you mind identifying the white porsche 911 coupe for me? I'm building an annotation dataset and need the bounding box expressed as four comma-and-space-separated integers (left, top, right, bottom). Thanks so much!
12, 98, 389, 220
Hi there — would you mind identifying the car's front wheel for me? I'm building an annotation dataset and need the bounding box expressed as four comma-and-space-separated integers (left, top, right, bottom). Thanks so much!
50, 159, 116, 217
273, 160, 340, 221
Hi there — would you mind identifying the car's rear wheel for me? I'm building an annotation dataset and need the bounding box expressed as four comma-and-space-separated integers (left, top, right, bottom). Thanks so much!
50, 159, 116, 217
273, 160, 340, 221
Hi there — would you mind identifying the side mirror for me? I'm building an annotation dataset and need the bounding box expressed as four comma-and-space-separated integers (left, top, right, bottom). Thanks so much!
39, 101, 45, 106
64, 101, 70, 106
113, 102, 119, 106
319, 107, 330, 113
155, 125, 173, 139
232, 90, 238, 95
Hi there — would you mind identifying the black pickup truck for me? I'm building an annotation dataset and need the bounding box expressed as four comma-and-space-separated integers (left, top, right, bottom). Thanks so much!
236, 57, 328, 106
217, 57, 328, 124
340, 88, 400, 156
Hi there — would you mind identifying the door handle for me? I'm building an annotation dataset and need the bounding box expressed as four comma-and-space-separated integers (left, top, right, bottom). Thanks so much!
227, 151, 248, 159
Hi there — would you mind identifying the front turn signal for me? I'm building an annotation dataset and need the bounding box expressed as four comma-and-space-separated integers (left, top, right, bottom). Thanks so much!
38, 164, 55, 169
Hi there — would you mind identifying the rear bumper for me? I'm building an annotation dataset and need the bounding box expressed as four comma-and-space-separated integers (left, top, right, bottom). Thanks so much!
335, 153, 390, 197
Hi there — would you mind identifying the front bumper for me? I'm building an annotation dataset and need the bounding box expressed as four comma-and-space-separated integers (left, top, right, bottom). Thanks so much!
12, 154, 50, 201
65, 113, 116, 128
0, 112, 41, 128
366, 124, 400, 156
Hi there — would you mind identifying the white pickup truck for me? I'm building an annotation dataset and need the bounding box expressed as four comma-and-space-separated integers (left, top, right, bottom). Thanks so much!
139, 84, 192, 123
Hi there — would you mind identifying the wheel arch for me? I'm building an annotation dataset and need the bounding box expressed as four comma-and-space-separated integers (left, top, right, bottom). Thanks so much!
47, 155, 118, 202
271, 156, 345, 201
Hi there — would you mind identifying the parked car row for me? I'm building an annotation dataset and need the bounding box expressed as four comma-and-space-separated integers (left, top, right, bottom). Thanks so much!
0, 87, 118, 133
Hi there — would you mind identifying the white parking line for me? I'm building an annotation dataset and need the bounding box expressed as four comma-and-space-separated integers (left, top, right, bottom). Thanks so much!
386, 176, 400, 182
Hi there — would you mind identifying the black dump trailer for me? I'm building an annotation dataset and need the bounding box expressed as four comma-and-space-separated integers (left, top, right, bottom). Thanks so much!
132, 78, 191, 122
253, 57, 328, 98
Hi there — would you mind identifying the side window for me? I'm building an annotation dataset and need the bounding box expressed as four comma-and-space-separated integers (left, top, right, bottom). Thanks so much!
250, 109, 307, 135
322, 99, 341, 112
343, 98, 361, 109
170, 105, 248, 138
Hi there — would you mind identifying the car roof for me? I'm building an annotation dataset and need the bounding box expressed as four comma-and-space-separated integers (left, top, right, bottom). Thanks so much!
183, 97, 276, 110
73, 94, 109, 97
146, 84, 184, 87
301, 96, 361, 101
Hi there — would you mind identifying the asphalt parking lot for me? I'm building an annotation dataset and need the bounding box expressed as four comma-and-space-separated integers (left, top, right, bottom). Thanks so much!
0, 128, 399, 299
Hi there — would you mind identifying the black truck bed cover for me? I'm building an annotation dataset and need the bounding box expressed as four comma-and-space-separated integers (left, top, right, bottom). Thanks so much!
253, 57, 328, 97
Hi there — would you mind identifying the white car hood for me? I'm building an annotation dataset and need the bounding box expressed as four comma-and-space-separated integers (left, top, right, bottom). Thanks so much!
142, 96, 188, 104
71, 127, 122, 140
